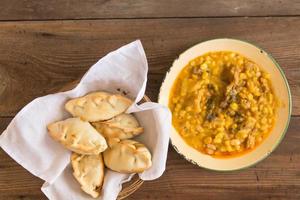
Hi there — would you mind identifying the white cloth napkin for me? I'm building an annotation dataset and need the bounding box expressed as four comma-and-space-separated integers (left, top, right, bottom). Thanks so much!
0, 40, 171, 200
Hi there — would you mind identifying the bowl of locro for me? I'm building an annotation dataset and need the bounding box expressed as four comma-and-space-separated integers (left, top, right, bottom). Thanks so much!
159, 38, 292, 171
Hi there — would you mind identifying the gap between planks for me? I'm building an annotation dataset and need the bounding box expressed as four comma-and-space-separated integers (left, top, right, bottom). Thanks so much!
0, 15, 299, 23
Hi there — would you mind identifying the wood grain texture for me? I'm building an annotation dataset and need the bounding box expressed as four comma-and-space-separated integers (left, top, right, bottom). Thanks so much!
0, 0, 299, 20
0, 17, 299, 116
0, 117, 299, 199
0, 2, 300, 199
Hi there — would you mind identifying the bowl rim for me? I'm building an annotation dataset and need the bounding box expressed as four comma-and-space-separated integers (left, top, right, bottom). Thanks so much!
159, 38, 292, 172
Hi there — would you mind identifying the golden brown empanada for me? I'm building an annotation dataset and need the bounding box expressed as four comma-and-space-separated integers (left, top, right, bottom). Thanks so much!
103, 140, 152, 173
65, 92, 132, 122
92, 113, 143, 140
47, 118, 107, 155
71, 153, 104, 198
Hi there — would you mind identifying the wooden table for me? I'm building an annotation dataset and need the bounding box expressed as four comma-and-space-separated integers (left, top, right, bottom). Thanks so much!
0, 1, 299, 199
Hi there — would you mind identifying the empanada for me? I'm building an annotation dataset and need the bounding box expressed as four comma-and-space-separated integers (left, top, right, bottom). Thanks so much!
71, 153, 104, 198
103, 140, 152, 173
47, 118, 107, 155
65, 92, 133, 122
92, 113, 143, 140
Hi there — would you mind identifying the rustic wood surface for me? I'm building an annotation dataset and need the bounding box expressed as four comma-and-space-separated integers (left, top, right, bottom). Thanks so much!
0, 0, 300, 20
0, 1, 299, 200
0, 18, 299, 116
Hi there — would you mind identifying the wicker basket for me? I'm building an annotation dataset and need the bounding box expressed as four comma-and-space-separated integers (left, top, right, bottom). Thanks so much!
117, 175, 144, 199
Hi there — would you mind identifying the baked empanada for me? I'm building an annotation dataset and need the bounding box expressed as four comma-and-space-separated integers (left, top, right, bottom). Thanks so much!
47, 118, 107, 155
103, 140, 152, 173
65, 92, 133, 122
92, 113, 143, 140
71, 153, 104, 198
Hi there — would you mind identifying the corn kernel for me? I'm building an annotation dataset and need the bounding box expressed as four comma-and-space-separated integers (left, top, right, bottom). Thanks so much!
247, 93, 253, 100
225, 140, 230, 146
202, 71, 209, 79
215, 133, 224, 139
268, 118, 273, 124
204, 137, 212, 144
216, 127, 225, 132
240, 73, 247, 79
238, 59, 244, 65
251, 106, 258, 112
212, 61, 216, 67
256, 136, 263, 143
263, 73, 271, 79
186, 106, 192, 112
230, 102, 239, 111
179, 110, 186, 117
200, 63, 208, 70
220, 147, 226, 152
230, 139, 241, 146
190, 61, 196, 66
192, 74, 198, 80
226, 146, 233, 152
213, 138, 222, 144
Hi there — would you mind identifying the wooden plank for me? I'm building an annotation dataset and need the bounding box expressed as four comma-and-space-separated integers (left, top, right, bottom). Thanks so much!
0, 0, 299, 20
0, 117, 299, 199
0, 17, 299, 116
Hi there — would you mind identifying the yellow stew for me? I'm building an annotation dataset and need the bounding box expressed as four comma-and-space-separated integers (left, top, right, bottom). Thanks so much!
169, 51, 278, 157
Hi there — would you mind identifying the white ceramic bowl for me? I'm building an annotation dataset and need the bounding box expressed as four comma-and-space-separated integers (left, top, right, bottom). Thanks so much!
158, 38, 292, 171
